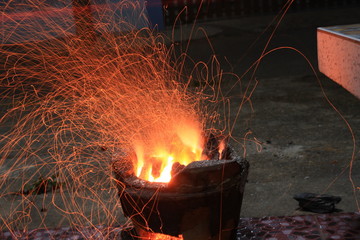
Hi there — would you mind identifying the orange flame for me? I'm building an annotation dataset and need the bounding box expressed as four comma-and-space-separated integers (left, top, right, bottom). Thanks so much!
133, 119, 203, 183
137, 231, 183, 240
150, 233, 183, 240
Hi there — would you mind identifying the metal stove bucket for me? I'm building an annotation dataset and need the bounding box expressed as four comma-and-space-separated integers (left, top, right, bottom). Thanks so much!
113, 148, 249, 240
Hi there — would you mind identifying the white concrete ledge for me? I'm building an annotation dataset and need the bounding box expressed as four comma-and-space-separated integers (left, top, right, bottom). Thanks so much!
317, 24, 360, 99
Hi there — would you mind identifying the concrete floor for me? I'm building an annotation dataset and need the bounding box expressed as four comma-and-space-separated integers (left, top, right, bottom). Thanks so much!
1, 5, 360, 231
176, 7, 360, 217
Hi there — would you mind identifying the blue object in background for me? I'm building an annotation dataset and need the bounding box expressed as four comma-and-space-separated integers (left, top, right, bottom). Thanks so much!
146, 0, 164, 30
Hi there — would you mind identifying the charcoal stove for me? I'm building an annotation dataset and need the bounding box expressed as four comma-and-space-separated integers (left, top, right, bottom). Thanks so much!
113, 138, 249, 240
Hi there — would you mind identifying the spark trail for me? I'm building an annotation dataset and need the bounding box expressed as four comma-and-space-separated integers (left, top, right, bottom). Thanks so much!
0, 0, 222, 233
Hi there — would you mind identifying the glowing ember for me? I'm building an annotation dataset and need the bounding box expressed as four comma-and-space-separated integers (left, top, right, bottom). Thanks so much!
153, 234, 183, 240
144, 232, 183, 240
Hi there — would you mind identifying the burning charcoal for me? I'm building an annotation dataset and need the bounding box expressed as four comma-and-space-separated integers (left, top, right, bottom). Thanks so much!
150, 158, 162, 178
168, 158, 247, 192
202, 133, 220, 160
171, 162, 185, 176
218, 136, 231, 160
112, 159, 134, 182
294, 192, 342, 213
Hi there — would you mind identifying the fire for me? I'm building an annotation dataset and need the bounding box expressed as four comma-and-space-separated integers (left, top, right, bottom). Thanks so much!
0, 0, 218, 232
134, 120, 204, 183
150, 233, 183, 240
134, 228, 183, 240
